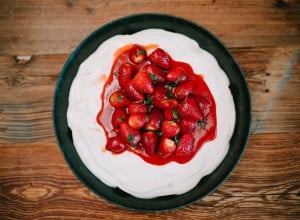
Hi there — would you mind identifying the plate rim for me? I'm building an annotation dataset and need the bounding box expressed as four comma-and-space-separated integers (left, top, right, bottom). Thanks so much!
53, 13, 252, 212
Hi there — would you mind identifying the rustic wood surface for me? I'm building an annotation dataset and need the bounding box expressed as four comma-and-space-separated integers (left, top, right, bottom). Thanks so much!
0, 0, 299, 219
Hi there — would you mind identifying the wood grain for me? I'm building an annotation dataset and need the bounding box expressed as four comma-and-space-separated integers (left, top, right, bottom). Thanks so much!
0, 134, 299, 219
0, 54, 66, 142
0, 0, 299, 219
230, 46, 300, 134
0, 0, 299, 55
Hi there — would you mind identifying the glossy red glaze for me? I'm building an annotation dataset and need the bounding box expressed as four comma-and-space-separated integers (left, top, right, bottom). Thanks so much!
97, 45, 216, 165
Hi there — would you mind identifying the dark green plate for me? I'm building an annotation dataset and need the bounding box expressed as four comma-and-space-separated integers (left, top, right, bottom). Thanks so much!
53, 13, 251, 212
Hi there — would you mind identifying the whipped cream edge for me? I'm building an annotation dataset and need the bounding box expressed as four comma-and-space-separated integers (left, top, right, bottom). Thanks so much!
67, 29, 236, 199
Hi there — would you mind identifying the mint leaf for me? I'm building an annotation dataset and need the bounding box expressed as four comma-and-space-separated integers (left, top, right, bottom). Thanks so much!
143, 94, 152, 105
150, 73, 158, 84
137, 49, 145, 56
172, 109, 179, 120
127, 134, 134, 144
174, 135, 180, 145
118, 115, 124, 122
197, 118, 207, 129
156, 130, 162, 137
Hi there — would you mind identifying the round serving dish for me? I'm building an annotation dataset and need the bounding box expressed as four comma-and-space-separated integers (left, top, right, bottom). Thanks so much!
53, 13, 251, 212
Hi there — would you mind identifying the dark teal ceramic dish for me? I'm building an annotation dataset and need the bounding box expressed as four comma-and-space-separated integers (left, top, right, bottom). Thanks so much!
53, 13, 251, 212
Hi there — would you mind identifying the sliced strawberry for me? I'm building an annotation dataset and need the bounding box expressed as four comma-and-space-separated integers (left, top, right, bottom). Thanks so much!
161, 121, 180, 138
166, 66, 187, 84
195, 96, 212, 117
109, 90, 130, 108
142, 131, 158, 155
111, 109, 128, 128
128, 102, 148, 114
145, 108, 163, 131
123, 81, 144, 101
179, 119, 197, 134
141, 64, 166, 84
118, 63, 136, 88
173, 81, 194, 100
158, 138, 176, 158
120, 122, 141, 146
132, 71, 154, 94
175, 133, 195, 157
152, 86, 170, 109
128, 45, 147, 64
128, 113, 148, 129
163, 99, 179, 121
106, 136, 127, 154
178, 97, 203, 121
148, 48, 171, 70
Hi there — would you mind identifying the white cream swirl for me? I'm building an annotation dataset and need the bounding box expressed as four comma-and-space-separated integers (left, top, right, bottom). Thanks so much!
67, 29, 236, 199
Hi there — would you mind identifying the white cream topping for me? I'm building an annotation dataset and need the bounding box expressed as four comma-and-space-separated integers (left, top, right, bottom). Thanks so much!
67, 29, 236, 199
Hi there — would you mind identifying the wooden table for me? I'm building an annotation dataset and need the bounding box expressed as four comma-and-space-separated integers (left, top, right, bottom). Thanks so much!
0, 1, 299, 219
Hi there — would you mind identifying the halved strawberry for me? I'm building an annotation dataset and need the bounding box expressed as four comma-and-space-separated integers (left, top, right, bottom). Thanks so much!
166, 66, 187, 84
148, 48, 171, 70
141, 64, 166, 84
164, 99, 179, 120
106, 136, 127, 154
161, 121, 180, 138
168, 99, 179, 108
129, 45, 147, 64
142, 131, 158, 155
120, 122, 141, 146
179, 119, 197, 134
111, 109, 128, 128
158, 138, 176, 158
163, 107, 178, 121
175, 133, 195, 157
169, 99, 179, 108
128, 102, 148, 114
132, 71, 154, 94
152, 86, 170, 109
128, 113, 148, 129
195, 96, 211, 117
118, 63, 136, 88
123, 81, 144, 101
178, 97, 203, 121
173, 81, 194, 100
145, 108, 163, 131
109, 90, 130, 108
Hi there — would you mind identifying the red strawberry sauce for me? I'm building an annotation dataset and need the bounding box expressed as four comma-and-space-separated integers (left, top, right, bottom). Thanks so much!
97, 44, 217, 165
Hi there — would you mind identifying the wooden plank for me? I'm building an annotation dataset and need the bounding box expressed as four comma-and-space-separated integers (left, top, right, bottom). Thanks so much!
0, 1, 299, 219
0, 54, 67, 143
0, 0, 299, 55
230, 46, 300, 134
0, 133, 299, 219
